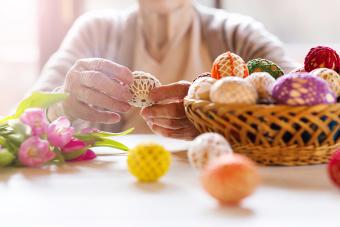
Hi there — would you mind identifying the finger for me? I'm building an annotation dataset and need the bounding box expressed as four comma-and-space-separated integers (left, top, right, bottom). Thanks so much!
79, 70, 132, 102
64, 97, 121, 124
150, 81, 191, 103
149, 123, 199, 141
147, 118, 194, 130
140, 102, 186, 119
76, 58, 134, 85
74, 86, 131, 113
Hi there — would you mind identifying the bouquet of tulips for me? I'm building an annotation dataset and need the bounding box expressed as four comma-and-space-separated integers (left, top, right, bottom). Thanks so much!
0, 92, 132, 168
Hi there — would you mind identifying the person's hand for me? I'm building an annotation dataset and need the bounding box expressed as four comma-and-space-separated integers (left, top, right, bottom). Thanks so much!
62, 58, 133, 124
140, 81, 199, 140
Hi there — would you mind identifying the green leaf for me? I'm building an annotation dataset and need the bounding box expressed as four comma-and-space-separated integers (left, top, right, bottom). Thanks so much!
0, 92, 69, 124
91, 128, 134, 137
94, 138, 129, 151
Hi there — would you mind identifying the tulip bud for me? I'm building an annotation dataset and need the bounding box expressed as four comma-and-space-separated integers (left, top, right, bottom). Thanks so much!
8, 119, 31, 138
0, 148, 15, 167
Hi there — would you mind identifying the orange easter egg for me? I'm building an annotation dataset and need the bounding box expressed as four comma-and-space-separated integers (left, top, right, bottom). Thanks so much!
211, 52, 249, 79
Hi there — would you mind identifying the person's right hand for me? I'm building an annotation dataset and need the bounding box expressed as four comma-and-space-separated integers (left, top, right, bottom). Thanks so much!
62, 58, 133, 124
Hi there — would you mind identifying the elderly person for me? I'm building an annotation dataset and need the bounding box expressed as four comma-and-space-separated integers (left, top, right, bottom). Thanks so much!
32, 0, 295, 140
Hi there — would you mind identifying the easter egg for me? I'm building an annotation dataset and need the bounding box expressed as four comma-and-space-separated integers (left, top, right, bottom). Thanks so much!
127, 143, 171, 182
201, 154, 260, 205
193, 72, 211, 82
188, 133, 233, 170
290, 66, 306, 74
328, 149, 340, 188
247, 58, 284, 79
245, 72, 275, 100
187, 77, 217, 101
210, 77, 258, 104
304, 46, 340, 72
128, 71, 161, 108
211, 52, 249, 79
311, 68, 340, 97
272, 73, 336, 106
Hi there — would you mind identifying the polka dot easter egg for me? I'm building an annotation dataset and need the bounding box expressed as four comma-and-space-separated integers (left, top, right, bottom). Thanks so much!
247, 58, 284, 79
187, 77, 217, 101
211, 52, 249, 79
210, 77, 258, 104
272, 73, 336, 106
188, 133, 233, 170
128, 71, 161, 108
245, 72, 276, 101
304, 46, 340, 72
127, 143, 171, 182
311, 68, 340, 97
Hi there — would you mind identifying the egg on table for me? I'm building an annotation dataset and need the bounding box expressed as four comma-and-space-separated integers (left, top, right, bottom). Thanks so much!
188, 133, 233, 170
247, 58, 284, 79
211, 52, 249, 79
210, 77, 258, 104
310, 68, 340, 97
272, 73, 336, 106
187, 77, 217, 101
245, 72, 276, 101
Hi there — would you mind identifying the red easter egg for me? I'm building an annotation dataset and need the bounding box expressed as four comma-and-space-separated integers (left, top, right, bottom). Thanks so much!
304, 46, 340, 72
328, 150, 340, 188
201, 154, 260, 205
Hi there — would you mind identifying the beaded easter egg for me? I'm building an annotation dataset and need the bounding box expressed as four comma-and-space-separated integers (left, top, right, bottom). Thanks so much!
311, 68, 340, 97
210, 77, 258, 104
328, 149, 340, 188
128, 71, 161, 108
245, 72, 275, 100
201, 154, 260, 205
211, 52, 249, 79
304, 46, 340, 72
188, 133, 233, 170
272, 73, 336, 106
193, 72, 211, 82
127, 143, 171, 182
187, 77, 217, 101
247, 58, 284, 79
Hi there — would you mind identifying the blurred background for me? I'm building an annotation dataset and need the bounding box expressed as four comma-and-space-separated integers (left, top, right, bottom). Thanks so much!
0, 0, 339, 115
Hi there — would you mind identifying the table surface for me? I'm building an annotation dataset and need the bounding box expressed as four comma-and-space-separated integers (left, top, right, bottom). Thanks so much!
1, 134, 339, 227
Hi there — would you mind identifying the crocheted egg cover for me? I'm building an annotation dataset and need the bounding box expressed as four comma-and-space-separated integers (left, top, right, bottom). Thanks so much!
193, 72, 211, 82
247, 58, 284, 79
311, 68, 340, 97
304, 46, 340, 72
128, 71, 161, 108
211, 52, 249, 79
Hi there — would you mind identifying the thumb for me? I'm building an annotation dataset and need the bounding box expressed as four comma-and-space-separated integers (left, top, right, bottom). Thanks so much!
150, 81, 191, 103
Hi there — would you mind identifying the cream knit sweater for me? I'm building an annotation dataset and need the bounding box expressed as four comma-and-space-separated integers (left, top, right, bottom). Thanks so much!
33, 3, 296, 133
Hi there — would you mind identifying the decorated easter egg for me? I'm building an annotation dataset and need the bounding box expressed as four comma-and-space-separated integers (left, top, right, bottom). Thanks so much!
304, 46, 340, 72
127, 143, 171, 182
187, 77, 217, 101
272, 73, 336, 106
290, 66, 306, 74
128, 71, 161, 108
328, 149, 340, 188
311, 68, 340, 97
188, 133, 233, 170
210, 77, 258, 104
245, 72, 276, 100
247, 58, 284, 79
193, 72, 211, 82
201, 154, 260, 205
211, 52, 249, 79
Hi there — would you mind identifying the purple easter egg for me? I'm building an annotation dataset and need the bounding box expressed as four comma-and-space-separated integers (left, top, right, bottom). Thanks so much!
272, 73, 336, 106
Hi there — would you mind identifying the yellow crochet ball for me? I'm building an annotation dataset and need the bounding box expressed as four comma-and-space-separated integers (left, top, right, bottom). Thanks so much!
127, 143, 172, 182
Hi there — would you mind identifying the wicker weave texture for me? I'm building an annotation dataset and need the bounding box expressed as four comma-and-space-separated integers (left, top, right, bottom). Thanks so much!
184, 98, 340, 166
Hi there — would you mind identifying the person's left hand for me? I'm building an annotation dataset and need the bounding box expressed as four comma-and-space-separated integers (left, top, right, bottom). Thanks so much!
140, 81, 199, 140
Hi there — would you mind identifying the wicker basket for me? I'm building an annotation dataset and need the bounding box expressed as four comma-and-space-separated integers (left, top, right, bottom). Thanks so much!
184, 98, 340, 166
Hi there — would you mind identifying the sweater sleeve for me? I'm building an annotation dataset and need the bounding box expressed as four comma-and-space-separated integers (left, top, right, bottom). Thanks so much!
223, 13, 297, 73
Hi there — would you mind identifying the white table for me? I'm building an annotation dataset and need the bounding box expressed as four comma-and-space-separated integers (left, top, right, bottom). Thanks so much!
1, 134, 339, 227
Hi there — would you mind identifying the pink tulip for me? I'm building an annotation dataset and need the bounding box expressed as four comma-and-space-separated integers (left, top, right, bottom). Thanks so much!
62, 138, 86, 153
20, 108, 48, 136
68, 149, 96, 162
47, 116, 74, 148
18, 136, 56, 167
